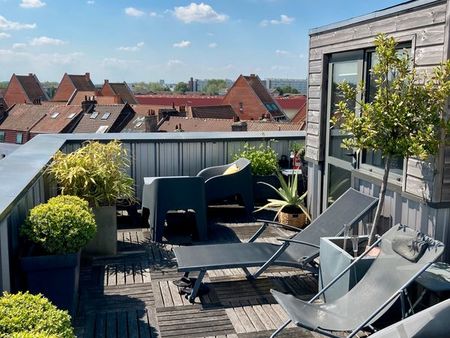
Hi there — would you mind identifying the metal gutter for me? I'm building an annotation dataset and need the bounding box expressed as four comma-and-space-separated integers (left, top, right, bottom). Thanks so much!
309, 0, 444, 35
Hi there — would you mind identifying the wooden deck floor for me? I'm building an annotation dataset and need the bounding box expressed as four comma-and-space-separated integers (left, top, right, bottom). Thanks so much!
74, 207, 319, 338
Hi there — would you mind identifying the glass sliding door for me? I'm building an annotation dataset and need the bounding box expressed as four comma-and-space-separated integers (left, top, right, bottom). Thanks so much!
324, 51, 363, 207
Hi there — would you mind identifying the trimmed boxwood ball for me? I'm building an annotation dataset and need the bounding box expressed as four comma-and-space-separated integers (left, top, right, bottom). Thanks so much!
0, 292, 74, 338
21, 195, 96, 255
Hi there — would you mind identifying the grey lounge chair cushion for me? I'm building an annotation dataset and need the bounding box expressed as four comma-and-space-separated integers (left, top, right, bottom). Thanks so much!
392, 233, 428, 263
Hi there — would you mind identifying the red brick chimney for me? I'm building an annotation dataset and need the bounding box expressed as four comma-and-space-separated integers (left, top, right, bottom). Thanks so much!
85, 72, 90, 80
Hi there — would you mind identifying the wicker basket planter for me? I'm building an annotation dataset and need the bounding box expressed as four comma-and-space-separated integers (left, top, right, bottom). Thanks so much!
278, 208, 308, 229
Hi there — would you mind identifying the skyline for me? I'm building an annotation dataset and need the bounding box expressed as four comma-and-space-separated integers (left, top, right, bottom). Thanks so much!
0, 0, 406, 83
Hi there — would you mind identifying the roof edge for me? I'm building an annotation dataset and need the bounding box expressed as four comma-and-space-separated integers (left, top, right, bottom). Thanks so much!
309, 0, 444, 35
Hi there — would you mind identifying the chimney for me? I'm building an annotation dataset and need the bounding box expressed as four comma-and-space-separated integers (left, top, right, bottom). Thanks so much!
81, 95, 96, 113
232, 121, 247, 132
104, 79, 109, 84
250, 74, 256, 77
28, 73, 33, 77
144, 114, 158, 132
85, 72, 90, 80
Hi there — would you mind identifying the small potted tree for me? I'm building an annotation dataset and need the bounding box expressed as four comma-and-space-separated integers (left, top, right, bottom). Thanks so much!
233, 142, 280, 203
48, 140, 135, 255
0, 291, 75, 338
255, 171, 311, 228
20, 195, 96, 315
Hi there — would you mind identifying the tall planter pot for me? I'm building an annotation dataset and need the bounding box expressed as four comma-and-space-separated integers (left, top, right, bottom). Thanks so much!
84, 205, 117, 256
253, 174, 280, 204
319, 236, 375, 302
21, 251, 80, 316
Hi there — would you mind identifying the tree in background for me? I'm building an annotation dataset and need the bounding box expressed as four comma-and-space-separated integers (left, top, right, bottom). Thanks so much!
132, 82, 170, 94
276, 86, 299, 95
203, 79, 228, 95
174, 82, 189, 94
335, 33, 450, 246
0, 82, 8, 89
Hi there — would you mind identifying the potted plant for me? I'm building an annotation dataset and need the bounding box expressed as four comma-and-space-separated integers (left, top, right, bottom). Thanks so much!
233, 142, 280, 203
255, 171, 311, 228
335, 34, 450, 248
20, 195, 96, 315
48, 140, 135, 255
0, 291, 75, 338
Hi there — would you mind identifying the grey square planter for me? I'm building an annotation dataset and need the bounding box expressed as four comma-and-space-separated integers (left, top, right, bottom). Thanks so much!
84, 205, 117, 256
319, 236, 375, 302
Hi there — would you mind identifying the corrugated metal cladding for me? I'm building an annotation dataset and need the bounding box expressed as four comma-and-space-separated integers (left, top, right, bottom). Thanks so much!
1, 176, 46, 292
61, 136, 304, 202
356, 178, 450, 262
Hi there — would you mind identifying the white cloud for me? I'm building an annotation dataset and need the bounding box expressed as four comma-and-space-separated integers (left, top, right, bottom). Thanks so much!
208, 42, 217, 48
125, 7, 145, 17
167, 59, 183, 67
30, 36, 65, 46
118, 41, 145, 52
0, 32, 10, 39
173, 3, 228, 23
13, 42, 27, 49
149, 11, 157, 17
275, 49, 289, 56
87, 0, 95, 4
260, 14, 294, 26
20, 0, 46, 8
44, 52, 83, 65
173, 40, 191, 48
0, 15, 36, 30
101, 57, 136, 69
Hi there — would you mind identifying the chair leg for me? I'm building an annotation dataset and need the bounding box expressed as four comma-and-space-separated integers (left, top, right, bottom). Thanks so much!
188, 269, 206, 303
270, 319, 291, 337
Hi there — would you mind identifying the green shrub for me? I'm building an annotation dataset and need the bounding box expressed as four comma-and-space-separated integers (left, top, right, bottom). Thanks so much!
22, 195, 96, 254
48, 140, 135, 207
233, 143, 279, 176
0, 292, 74, 338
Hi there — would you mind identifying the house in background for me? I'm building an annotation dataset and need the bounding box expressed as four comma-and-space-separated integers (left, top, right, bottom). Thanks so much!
223, 74, 287, 121
3, 73, 48, 107
72, 104, 135, 134
305, 0, 450, 258
52, 73, 95, 102
29, 105, 85, 136
100, 80, 138, 104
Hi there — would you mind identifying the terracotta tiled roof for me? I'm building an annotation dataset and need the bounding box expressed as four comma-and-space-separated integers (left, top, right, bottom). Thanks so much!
72, 104, 133, 133
69, 74, 95, 91
290, 103, 307, 126
130, 104, 163, 116
190, 105, 236, 119
15, 74, 47, 102
136, 95, 223, 107
243, 75, 285, 119
247, 120, 304, 131
158, 116, 303, 132
275, 96, 307, 110
158, 116, 233, 132
108, 82, 138, 104
67, 91, 120, 105
30, 105, 83, 134
0, 104, 52, 131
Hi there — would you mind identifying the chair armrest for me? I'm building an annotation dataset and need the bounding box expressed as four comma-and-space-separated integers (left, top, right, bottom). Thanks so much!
255, 219, 304, 233
197, 164, 230, 180
276, 238, 320, 249
248, 219, 303, 242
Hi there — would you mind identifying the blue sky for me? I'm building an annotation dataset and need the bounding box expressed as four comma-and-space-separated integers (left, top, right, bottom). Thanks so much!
0, 0, 406, 83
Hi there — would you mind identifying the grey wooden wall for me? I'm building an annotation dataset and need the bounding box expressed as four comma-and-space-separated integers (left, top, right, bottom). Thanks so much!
306, 0, 450, 202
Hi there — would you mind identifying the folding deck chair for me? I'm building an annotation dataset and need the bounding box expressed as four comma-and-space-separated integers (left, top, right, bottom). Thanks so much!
174, 188, 378, 302
370, 298, 450, 338
270, 224, 445, 338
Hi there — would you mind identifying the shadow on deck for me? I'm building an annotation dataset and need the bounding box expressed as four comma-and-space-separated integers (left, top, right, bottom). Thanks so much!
74, 206, 318, 338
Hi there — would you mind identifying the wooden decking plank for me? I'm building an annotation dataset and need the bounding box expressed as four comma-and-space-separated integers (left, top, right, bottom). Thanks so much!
225, 308, 245, 334
167, 279, 184, 306
141, 264, 152, 284
106, 312, 117, 338
84, 313, 96, 338
117, 311, 128, 338
240, 301, 266, 332
159, 281, 174, 307
232, 306, 254, 333
127, 310, 139, 338
252, 304, 276, 330
137, 309, 151, 338
116, 264, 126, 286
152, 281, 164, 308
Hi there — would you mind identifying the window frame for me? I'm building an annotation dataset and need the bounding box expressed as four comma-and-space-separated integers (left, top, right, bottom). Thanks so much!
0, 131, 4, 143
15, 132, 23, 144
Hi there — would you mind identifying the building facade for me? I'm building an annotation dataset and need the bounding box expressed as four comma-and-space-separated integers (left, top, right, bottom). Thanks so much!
264, 78, 308, 95
305, 0, 450, 259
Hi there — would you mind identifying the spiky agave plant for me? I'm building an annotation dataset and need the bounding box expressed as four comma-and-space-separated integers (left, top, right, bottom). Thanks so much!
255, 171, 310, 222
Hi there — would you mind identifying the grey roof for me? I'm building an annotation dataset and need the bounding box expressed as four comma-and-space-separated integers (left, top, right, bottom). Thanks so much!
0, 143, 21, 158
309, 0, 442, 35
